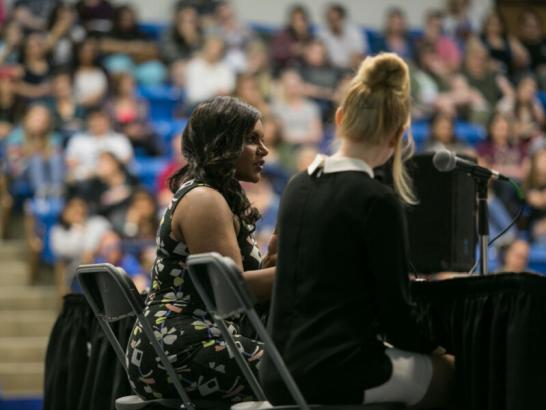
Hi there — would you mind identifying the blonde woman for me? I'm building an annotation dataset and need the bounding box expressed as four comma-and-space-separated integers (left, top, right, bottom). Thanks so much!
260, 53, 454, 408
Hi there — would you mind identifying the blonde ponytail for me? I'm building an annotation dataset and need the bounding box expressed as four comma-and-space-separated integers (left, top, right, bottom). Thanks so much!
339, 52, 416, 204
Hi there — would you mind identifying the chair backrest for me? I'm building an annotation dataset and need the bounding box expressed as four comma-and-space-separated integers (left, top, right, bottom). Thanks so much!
76, 263, 196, 410
186, 255, 267, 402
186, 253, 310, 410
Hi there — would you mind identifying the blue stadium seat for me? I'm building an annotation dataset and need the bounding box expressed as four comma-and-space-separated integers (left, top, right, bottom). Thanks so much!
454, 121, 486, 145
151, 118, 188, 154
249, 22, 279, 37
364, 28, 423, 55
27, 197, 64, 264
138, 22, 168, 41
537, 91, 546, 111
138, 84, 185, 120
132, 157, 169, 193
529, 244, 546, 274
410, 120, 429, 148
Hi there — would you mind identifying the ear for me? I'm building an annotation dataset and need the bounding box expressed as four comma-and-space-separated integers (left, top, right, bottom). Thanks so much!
389, 126, 405, 148
335, 107, 343, 127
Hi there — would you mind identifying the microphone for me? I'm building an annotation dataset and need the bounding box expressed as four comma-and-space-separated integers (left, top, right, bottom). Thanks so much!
432, 149, 510, 182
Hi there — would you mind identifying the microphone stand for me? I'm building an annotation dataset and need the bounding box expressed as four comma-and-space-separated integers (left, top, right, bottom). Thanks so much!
475, 177, 489, 275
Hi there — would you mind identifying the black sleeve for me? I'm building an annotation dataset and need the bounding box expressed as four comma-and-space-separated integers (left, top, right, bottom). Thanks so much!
364, 191, 436, 353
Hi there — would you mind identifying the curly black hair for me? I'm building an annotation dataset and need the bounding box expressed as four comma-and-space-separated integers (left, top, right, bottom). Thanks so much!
169, 96, 262, 229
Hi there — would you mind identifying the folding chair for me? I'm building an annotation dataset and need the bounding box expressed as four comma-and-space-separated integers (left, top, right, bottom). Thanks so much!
186, 252, 406, 410
77, 263, 230, 410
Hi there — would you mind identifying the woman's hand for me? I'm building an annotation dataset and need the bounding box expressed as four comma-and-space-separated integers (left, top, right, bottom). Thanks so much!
262, 232, 277, 268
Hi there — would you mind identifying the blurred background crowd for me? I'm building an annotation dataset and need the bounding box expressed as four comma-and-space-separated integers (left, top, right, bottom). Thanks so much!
0, 0, 545, 296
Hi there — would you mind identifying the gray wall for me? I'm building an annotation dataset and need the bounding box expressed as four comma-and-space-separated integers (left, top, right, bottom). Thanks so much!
6, 0, 494, 28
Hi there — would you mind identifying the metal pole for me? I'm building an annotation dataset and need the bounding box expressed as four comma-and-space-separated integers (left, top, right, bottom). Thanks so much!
476, 179, 489, 275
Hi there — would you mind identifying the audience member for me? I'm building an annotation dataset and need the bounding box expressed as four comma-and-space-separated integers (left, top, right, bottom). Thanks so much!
114, 187, 158, 241
0, 78, 20, 138
0, 20, 23, 66
461, 37, 513, 123
525, 149, 546, 243
480, 11, 529, 78
94, 229, 149, 292
478, 112, 527, 215
15, 32, 52, 101
72, 37, 108, 108
318, 3, 367, 69
155, 134, 185, 210
50, 196, 110, 292
100, 4, 158, 64
207, 1, 254, 72
161, 4, 202, 65
12, 0, 60, 31
271, 5, 314, 72
46, 71, 86, 141
518, 10, 546, 89
272, 69, 322, 145
242, 175, 280, 253
233, 72, 270, 116
5, 104, 63, 198
297, 38, 342, 121
184, 36, 235, 106
106, 72, 161, 156
76, 0, 116, 35
85, 150, 137, 218
46, 3, 86, 69
501, 239, 531, 273
243, 40, 272, 99
65, 109, 133, 183
499, 74, 545, 145
442, 0, 478, 46
424, 112, 470, 154
417, 10, 462, 75
378, 8, 415, 61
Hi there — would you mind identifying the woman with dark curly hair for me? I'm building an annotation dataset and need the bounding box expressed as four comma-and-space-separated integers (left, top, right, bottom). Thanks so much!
126, 96, 273, 403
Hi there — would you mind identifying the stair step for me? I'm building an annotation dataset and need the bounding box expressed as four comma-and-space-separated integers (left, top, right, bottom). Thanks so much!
0, 311, 56, 338
0, 337, 48, 363
0, 287, 57, 310
0, 261, 30, 287
0, 240, 28, 258
0, 362, 43, 395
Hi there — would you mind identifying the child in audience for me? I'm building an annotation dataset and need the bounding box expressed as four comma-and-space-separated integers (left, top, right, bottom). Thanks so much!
525, 149, 546, 243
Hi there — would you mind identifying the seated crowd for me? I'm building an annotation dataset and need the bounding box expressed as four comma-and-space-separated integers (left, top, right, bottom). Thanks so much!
0, 0, 546, 295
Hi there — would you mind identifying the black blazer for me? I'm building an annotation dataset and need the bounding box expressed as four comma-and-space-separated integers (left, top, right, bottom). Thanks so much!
259, 167, 434, 405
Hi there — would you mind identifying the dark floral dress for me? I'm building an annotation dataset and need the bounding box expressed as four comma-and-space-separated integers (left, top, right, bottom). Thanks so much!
126, 179, 264, 403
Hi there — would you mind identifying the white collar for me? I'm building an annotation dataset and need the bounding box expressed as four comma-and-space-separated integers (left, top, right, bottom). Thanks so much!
307, 154, 374, 178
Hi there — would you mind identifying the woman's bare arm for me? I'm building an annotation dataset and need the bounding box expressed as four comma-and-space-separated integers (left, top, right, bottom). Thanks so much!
172, 186, 274, 301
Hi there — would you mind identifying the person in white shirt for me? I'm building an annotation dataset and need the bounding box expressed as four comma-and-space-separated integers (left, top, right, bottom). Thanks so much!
185, 36, 236, 106
318, 3, 368, 69
50, 196, 111, 293
272, 69, 323, 145
65, 109, 133, 182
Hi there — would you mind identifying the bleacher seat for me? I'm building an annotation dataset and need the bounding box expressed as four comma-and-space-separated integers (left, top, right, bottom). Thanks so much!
138, 84, 185, 121
138, 22, 168, 41
529, 244, 546, 274
27, 197, 64, 265
132, 157, 169, 193
151, 118, 188, 152
454, 122, 486, 145
364, 29, 423, 55
410, 120, 486, 150
410, 121, 429, 148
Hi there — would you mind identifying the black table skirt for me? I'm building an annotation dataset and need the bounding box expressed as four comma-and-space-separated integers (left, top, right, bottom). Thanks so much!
43, 294, 134, 410
43, 273, 546, 410
412, 272, 546, 410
